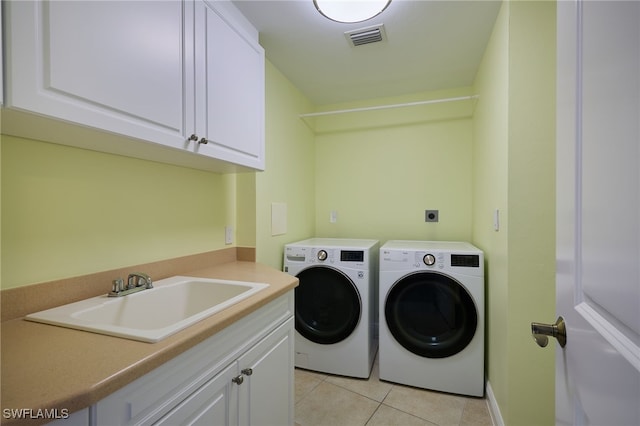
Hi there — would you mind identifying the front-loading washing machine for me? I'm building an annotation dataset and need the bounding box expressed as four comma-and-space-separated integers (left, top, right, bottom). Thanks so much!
379, 240, 485, 396
284, 238, 378, 378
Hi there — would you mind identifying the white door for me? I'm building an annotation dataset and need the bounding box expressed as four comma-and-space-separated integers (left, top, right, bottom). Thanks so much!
554, 0, 640, 425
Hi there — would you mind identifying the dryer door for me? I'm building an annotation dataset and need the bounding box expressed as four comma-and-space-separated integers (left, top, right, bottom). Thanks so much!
295, 266, 361, 345
385, 271, 477, 358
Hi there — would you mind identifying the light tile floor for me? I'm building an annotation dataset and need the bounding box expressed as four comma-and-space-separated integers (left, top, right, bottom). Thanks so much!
294, 355, 493, 426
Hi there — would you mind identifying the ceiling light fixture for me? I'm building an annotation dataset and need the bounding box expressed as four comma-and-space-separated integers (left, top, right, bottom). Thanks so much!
313, 0, 391, 24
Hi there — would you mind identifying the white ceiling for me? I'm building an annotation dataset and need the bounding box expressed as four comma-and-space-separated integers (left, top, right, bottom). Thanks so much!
232, 0, 502, 106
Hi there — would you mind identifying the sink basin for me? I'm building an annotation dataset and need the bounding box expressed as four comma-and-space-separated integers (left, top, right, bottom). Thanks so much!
25, 276, 269, 342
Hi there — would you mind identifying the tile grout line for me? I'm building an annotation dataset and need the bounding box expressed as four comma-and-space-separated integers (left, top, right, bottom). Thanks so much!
295, 367, 492, 426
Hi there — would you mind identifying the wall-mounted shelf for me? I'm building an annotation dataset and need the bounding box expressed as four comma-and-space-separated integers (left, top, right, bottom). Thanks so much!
300, 95, 478, 134
299, 95, 478, 118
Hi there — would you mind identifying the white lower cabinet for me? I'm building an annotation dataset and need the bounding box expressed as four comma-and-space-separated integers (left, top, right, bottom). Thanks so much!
91, 292, 294, 426
156, 318, 294, 426
156, 362, 237, 425
237, 317, 294, 426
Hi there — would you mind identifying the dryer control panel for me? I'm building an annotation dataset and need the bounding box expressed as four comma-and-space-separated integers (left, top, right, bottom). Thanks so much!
380, 245, 483, 276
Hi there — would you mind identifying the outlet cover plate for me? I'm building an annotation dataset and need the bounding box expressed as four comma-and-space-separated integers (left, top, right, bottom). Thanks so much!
271, 202, 287, 236
425, 210, 439, 222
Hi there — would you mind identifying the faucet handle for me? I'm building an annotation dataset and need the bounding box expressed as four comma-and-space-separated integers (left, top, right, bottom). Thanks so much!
143, 274, 153, 289
114, 278, 125, 292
128, 272, 153, 289
109, 278, 125, 296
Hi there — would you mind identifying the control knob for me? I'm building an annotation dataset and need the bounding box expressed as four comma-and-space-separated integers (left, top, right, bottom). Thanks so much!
423, 254, 436, 266
317, 250, 328, 261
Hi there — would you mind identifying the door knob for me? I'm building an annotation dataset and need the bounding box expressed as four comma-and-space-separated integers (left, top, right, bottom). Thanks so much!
531, 316, 567, 348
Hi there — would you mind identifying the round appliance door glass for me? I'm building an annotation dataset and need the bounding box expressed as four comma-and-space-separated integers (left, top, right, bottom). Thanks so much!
385, 271, 477, 358
295, 266, 361, 344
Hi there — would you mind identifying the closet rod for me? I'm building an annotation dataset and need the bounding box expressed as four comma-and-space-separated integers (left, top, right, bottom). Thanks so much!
299, 95, 478, 118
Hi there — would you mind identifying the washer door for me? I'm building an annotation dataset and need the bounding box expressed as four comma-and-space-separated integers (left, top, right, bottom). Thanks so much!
295, 266, 361, 345
385, 271, 477, 358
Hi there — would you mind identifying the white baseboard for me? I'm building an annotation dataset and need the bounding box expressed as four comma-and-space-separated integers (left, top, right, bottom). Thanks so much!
485, 381, 505, 426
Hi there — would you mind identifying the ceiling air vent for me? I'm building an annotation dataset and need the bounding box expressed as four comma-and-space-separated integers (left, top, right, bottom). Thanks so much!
345, 24, 387, 47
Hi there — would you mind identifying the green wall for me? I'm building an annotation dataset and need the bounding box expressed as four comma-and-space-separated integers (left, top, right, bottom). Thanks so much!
1, 135, 235, 289
506, 2, 556, 424
312, 88, 475, 243
254, 61, 316, 268
473, 2, 556, 425
473, 2, 510, 413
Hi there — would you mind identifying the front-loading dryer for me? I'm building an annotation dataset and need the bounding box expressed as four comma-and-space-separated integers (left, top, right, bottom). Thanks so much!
284, 238, 379, 378
379, 240, 485, 396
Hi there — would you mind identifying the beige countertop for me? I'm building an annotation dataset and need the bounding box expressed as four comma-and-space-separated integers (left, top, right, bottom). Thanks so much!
1, 258, 298, 426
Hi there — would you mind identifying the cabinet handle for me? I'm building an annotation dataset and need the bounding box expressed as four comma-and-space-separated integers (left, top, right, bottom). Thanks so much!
241, 368, 253, 376
188, 134, 199, 142
232, 375, 244, 385
198, 137, 208, 145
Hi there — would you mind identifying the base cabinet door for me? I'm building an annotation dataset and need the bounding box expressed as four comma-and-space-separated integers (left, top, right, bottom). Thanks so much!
155, 362, 239, 426
238, 317, 294, 426
157, 318, 294, 426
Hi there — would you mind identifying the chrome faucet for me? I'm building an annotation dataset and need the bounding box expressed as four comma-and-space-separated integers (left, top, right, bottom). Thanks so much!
127, 272, 153, 290
108, 272, 153, 297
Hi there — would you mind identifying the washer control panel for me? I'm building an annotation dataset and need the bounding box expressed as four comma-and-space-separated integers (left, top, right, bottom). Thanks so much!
286, 246, 368, 266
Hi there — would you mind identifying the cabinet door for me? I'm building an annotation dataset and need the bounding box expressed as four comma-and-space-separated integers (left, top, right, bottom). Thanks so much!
4, 0, 192, 149
155, 362, 239, 426
193, 0, 265, 170
237, 317, 294, 426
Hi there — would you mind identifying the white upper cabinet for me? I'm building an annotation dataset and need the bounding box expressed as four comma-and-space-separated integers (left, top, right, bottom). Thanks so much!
192, 0, 265, 171
4, 1, 191, 148
2, 0, 265, 172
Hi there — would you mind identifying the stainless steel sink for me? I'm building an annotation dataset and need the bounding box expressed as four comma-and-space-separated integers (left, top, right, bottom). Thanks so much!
25, 276, 269, 342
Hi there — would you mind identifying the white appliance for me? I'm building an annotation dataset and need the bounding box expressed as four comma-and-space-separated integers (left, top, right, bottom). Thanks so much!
379, 240, 485, 396
284, 238, 379, 378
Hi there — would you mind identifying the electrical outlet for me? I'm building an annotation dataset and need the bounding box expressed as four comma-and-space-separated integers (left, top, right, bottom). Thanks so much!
425, 210, 439, 222
225, 226, 233, 244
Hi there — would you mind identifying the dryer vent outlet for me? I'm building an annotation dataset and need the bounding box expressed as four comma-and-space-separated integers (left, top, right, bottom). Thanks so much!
425, 210, 439, 222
